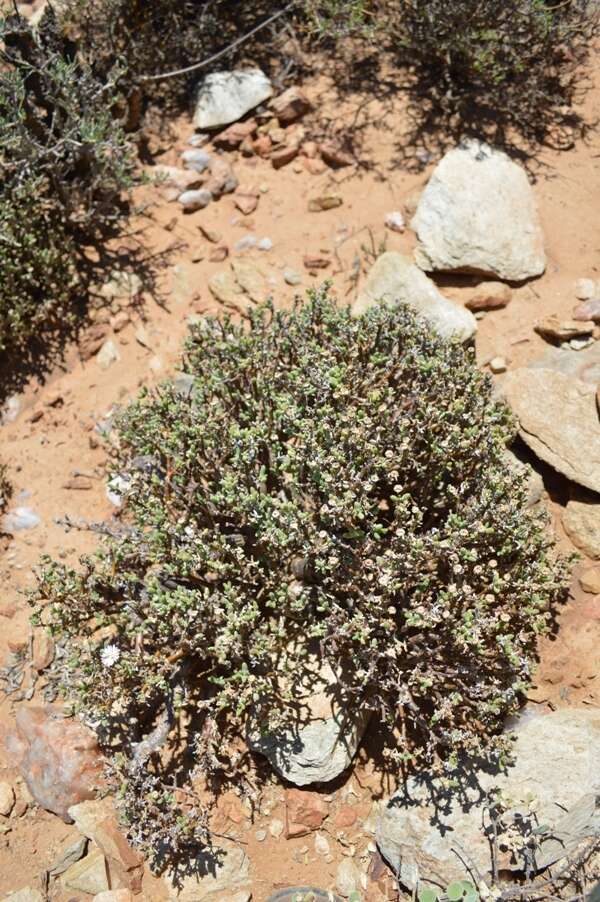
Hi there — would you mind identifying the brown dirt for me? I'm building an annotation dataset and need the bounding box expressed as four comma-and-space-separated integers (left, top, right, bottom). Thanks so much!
1, 37, 600, 902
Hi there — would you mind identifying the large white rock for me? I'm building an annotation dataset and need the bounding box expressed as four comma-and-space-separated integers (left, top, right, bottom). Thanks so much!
194, 69, 273, 130
377, 709, 600, 891
352, 252, 476, 342
247, 649, 368, 786
412, 140, 546, 281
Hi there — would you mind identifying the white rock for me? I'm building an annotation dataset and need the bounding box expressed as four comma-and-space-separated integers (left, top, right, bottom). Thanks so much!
412, 140, 546, 281
377, 709, 600, 891
283, 268, 302, 286
353, 252, 477, 342
1, 506, 40, 532
336, 858, 361, 897
575, 278, 596, 301
0, 781, 15, 816
62, 846, 110, 895
314, 831, 331, 857
384, 211, 405, 232
269, 818, 284, 839
179, 188, 213, 212
194, 69, 273, 130
489, 355, 507, 373
165, 842, 250, 901
181, 149, 211, 172
2, 889, 44, 902
247, 648, 368, 786
96, 340, 120, 370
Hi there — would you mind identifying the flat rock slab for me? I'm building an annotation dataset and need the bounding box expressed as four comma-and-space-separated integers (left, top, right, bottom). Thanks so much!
528, 341, 600, 385
412, 140, 546, 281
352, 252, 476, 342
165, 843, 250, 901
501, 368, 600, 493
376, 708, 600, 891
194, 69, 273, 130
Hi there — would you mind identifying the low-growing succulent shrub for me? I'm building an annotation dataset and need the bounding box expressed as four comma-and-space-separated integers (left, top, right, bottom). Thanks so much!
0, 9, 136, 351
386, 0, 600, 152
34, 291, 568, 863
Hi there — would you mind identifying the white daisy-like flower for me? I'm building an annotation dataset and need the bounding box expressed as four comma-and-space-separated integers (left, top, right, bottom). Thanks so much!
100, 644, 121, 668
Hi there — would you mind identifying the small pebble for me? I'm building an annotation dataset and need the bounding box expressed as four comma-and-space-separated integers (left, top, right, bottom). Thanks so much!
234, 236, 257, 253
181, 149, 211, 173
570, 336, 594, 350
0, 782, 15, 817
575, 277, 596, 301
269, 818, 284, 839
258, 237, 273, 251
1, 507, 41, 532
255, 829, 267, 842
179, 189, 212, 212
489, 356, 507, 373
283, 268, 302, 286
384, 211, 405, 233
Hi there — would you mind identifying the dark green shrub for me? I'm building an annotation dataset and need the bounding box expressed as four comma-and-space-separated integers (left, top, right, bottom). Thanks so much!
0, 9, 136, 351
386, 0, 600, 151
34, 292, 568, 863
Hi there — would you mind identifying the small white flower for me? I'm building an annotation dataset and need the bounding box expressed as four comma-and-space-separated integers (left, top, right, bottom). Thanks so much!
101, 644, 121, 668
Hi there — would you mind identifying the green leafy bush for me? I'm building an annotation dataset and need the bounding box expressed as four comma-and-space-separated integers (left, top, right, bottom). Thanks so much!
0, 9, 136, 351
34, 292, 568, 862
386, 0, 600, 150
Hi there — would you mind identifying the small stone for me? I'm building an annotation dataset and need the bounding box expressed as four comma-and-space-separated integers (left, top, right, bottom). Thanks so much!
258, 237, 273, 251
1, 507, 40, 532
191, 249, 205, 263
111, 311, 130, 332
489, 356, 508, 374
535, 317, 595, 342
285, 788, 329, 838
304, 156, 327, 175
384, 211, 405, 233
320, 141, 354, 168
314, 832, 331, 857
32, 633, 55, 671
575, 278, 596, 300
210, 245, 229, 263
303, 255, 330, 270
62, 846, 110, 895
579, 567, 600, 594
570, 337, 594, 351
563, 491, 600, 558
271, 86, 312, 124
180, 149, 211, 172
235, 194, 259, 216
49, 837, 88, 876
308, 194, 343, 212
232, 259, 270, 303
0, 781, 15, 816
205, 157, 238, 198
269, 818, 284, 839
179, 188, 213, 212
271, 145, 299, 169
199, 225, 222, 244
269, 125, 287, 145
335, 805, 358, 829
284, 268, 302, 286
336, 858, 361, 897
68, 799, 143, 891
214, 119, 257, 150
2, 888, 44, 902
152, 165, 203, 195
466, 282, 512, 311
255, 829, 267, 841
234, 236, 258, 253
96, 340, 120, 370
253, 134, 272, 157
209, 270, 243, 305
573, 299, 600, 322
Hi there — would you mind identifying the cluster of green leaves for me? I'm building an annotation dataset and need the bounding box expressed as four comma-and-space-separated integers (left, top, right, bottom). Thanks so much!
385, 0, 600, 149
419, 880, 479, 902
0, 9, 136, 351
34, 291, 568, 861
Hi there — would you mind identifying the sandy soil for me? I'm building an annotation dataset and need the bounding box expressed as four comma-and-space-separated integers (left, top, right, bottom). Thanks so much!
1, 42, 600, 902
